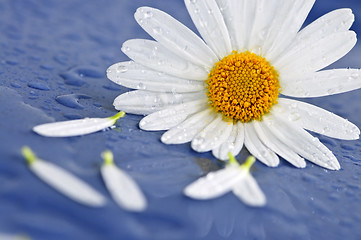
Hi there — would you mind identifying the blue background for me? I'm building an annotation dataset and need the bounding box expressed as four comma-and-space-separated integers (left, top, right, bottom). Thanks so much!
1, 0, 361, 239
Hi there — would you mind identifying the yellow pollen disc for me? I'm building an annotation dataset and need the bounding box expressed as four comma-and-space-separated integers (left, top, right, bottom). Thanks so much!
206, 51, 280, 122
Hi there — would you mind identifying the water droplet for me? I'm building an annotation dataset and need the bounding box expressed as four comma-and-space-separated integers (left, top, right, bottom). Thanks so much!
28, 82, 50, 91
144, 11, 153, 19
351, 72, 359, 79
327, 88, 336, 95
116, 65, 128, 73
288, 112, 301, 121
56, 94, 91, 109
194, 8, 200, 14
10, 82, 21, 88
190, 0, 197, 3
152, 27, 163, 35
137, 83, 146, 89
122, 46, 130, 52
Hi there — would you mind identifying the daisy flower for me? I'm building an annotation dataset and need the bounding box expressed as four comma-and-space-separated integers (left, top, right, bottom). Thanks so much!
107, 0, 361, 170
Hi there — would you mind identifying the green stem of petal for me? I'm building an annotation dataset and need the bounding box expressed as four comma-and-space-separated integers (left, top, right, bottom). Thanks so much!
240, 156, 256, 172
21, 146, 37, 165
227, 152, 239, 166
101, 150, 114, 165
109, 111, 126, 123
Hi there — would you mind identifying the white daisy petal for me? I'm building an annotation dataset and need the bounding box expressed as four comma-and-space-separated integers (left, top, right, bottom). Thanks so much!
276, 9, 354, 65
107, 61, 205, 93
184, 165, 244, 200
185, 0, 232, 58
246, 0, 285, 53
122, 39, 208, 80
214, 0, 253, 51
265, 115, 340, 170
281, 69, 361, 98
244, 124, 279, 167
232, 173, 266, 207
113, 90, 205, 115
191, 114, 233, 152
253, 121, 306, 168
100, 151, 146, 211
212, 121, 244, 161
33, 112, 125, 137
277, 31, 357, 77
134, 7, 218, 69
22, 147, 106, 207
297, 8, 354, 38
161, 108, 216, 144
275, 98, 360, 140
263, 0, 315, 60
139, 99, 208, 131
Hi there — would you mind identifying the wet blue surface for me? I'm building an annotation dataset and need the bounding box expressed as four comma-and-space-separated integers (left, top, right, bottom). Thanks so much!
1, 0, 361, 239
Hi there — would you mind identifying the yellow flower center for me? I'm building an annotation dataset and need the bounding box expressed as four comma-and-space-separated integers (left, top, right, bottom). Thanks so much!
206, 51, 280, 122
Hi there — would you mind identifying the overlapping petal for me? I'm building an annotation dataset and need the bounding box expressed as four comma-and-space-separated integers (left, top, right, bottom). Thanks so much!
191, 114, 233, 152
134, 7, 218, 69
107, 61, 205, 93
253, 121, 306, 168
275, 8, 354, 64
281, 69, 361, 98
139, 99, 208, 131
277, 31, 356, 77
161, 108, 216, 144
122, 39, 208, 80
113, 90, 204, 115
264, 115, 340, 170
244, 124, 279, 167
212, 121, 244, 161
185, 0, 232, 58
275, 98, 360, 140
263, 0, 315, 60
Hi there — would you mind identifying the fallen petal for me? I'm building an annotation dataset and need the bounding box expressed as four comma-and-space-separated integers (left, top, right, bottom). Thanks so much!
21, 146, 106, 207
33, 111, 125, 137
100, 150, 147, 211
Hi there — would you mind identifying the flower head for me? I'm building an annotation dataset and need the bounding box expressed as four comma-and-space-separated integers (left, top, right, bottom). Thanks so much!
107, 0, 361, 170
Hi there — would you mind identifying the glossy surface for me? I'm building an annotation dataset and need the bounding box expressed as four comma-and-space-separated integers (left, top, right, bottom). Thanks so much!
1, 0, 361, 239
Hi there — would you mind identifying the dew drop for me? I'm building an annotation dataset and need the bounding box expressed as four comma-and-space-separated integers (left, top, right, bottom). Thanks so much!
153, 27, 163, 35
327, 88, 336, 95
288, 112, 301, 122
137, 83, 146, 89
144, 11, 153, 19
351, 72, 359, 79
116, 65, 128, 73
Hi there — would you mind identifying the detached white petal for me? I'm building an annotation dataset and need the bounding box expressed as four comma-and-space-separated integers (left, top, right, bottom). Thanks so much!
100, 150, 147, 212
232, 174, 266, 207
33, 112, 125, 137
21, 147, 106, 207
184, 155, 266, 207
184, 165, 243, 199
